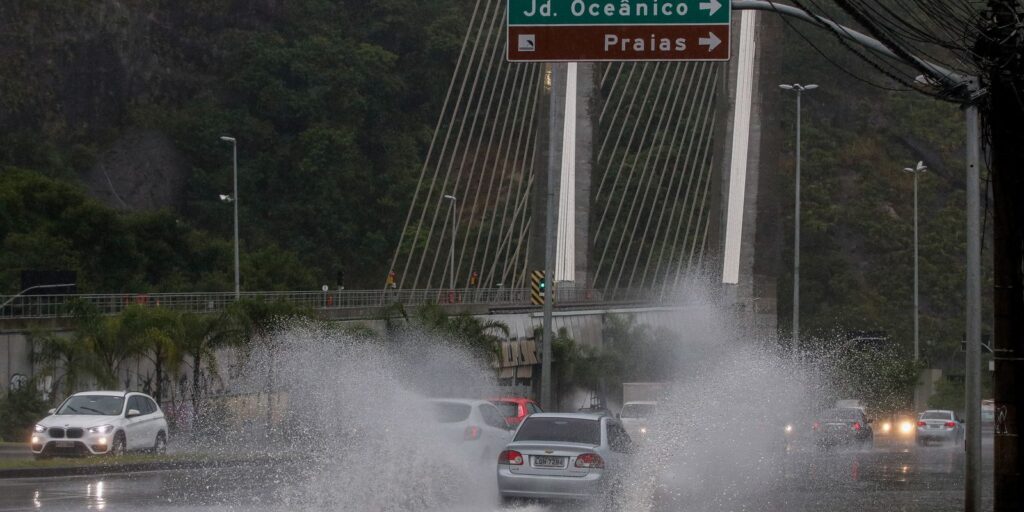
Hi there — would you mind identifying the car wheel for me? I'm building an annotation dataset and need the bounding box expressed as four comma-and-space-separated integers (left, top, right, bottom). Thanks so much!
500, 495, 520, 507
153, 432, 167, 455
110, 432, 127, 457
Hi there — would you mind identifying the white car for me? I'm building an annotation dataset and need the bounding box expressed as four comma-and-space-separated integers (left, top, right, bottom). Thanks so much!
618, 401, 656, 440
427, 399, 514, 460
31, 391, 168, 458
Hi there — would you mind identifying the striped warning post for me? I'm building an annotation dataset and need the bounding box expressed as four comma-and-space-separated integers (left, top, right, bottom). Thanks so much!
531, 270, 545, 305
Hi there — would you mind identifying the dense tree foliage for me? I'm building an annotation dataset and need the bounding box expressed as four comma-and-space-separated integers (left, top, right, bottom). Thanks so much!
773, 14, 990, 368
0, 0, 473, 292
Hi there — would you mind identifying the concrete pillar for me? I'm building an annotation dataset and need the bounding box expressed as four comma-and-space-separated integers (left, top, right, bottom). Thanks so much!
532, 63, 595, 287
717, 11, 785, 339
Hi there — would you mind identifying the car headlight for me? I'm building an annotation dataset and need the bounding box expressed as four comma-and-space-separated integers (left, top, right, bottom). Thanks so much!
87, 425, 114, 434
899, 421, 914, 434
881, 422, 892, 433
639, 427, 648, 435
784, 424, 794, 434
33, 424, 47, 434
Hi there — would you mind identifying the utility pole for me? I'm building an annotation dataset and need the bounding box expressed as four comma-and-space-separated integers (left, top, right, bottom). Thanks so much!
965, 85, 983, 512
983, 1, 1024, 510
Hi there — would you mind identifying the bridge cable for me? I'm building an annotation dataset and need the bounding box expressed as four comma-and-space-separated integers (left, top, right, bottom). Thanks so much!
456, 49, 519, 288
424, 10, 510, 289
397, 0, 495, 289
477, 64, 541, 288
618, 63, 700, 290
651, 63, 717, 289
598, 63, 633, 125
464, 61, 530, 290
669, 67, 722, 292
592, 62, 672, 289
488, 66, 544, 288
605, 65, 688, 292
412, 0, 503, 288
590, 62, 663, 267
634, 62, 705, 289
593, 63, 649, 199
387, 0, 483, 289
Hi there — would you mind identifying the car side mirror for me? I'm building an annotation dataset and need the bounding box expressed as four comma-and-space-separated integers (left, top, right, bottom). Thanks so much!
47, 408, 56, 415
127, 409, 141, 418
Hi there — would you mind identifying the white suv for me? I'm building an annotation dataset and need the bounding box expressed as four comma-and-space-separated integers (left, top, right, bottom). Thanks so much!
31, 391, 168, 458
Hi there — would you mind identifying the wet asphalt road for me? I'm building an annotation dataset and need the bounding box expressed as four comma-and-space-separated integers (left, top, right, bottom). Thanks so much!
0, 436, 994, 511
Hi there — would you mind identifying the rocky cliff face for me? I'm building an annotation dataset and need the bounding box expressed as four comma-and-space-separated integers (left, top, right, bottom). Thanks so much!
84, 129, 190, 211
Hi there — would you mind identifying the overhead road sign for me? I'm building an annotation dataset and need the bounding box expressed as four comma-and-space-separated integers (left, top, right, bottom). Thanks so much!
508, 0, 731, 62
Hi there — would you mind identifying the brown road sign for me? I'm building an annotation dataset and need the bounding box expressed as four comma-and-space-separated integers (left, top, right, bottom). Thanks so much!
508, 24, 729, 62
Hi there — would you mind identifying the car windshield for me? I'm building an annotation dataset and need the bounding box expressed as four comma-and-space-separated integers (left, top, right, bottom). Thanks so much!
922, 411, 953, 420
620, 403, 655, 418
820, 408, 860, 420
491, 401, 519, 417
56, 395, 124, 416
430, 402, 471, 423
515, 417, 601, 445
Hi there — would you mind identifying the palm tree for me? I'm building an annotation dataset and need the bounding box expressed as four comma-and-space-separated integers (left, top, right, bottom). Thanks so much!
414, 304, 510, 363
29, 329, 101, 401
67, 301, 147, 388
178, 311, 239, 424
119, 306, 184, 404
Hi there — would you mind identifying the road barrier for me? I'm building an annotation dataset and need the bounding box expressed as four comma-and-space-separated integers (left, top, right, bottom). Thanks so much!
0, 287, 673, 320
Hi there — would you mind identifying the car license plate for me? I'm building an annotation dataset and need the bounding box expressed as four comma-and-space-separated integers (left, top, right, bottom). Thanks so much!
929, 424, 940, 429
533, 455, 564, 468
55, 441, 74, 448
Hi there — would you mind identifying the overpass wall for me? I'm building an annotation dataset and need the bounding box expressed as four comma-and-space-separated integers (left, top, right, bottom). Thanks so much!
0, 306, 692, 400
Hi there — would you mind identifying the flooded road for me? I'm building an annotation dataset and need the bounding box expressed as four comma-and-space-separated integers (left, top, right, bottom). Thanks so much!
0, 437, 993, 512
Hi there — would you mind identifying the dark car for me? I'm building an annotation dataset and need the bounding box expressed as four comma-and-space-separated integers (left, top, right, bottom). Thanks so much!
813, 408, 874, 449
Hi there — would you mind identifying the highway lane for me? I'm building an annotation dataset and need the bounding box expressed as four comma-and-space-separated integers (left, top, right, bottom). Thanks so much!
0, 436, 994, 511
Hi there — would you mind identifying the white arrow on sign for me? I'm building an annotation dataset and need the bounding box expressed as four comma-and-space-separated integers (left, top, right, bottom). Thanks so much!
699, 32, 721, 52
700, 0, 722, 16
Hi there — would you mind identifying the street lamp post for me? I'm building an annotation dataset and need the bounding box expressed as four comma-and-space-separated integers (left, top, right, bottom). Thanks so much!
779, 83, 817, 358
220, 136, 240, 300
903, 161, 928, 361
443, 195, 457, 291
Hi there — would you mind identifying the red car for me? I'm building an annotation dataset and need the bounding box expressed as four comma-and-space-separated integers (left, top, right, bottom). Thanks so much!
488, 397, 542, 425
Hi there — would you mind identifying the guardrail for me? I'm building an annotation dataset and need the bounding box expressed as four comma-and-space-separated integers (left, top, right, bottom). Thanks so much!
0, 287, 668, 320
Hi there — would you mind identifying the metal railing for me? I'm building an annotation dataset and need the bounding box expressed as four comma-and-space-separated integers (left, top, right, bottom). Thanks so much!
0, 287, 672, 320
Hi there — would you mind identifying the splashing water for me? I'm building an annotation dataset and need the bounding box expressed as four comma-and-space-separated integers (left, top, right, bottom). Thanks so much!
178, 286, 834, 512
618, 290, 825, 512
188, 322, 510, 511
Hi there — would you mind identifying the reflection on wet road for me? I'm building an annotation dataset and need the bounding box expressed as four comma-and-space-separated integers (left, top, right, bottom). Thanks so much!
0, 438, 994, 512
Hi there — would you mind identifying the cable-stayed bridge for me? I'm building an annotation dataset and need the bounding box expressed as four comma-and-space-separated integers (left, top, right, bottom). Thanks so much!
0, 3, 786, 385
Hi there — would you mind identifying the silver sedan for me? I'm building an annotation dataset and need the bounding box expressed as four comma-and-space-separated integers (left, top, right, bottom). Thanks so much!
497, 412, 633, 504
916, 409, 965, 446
